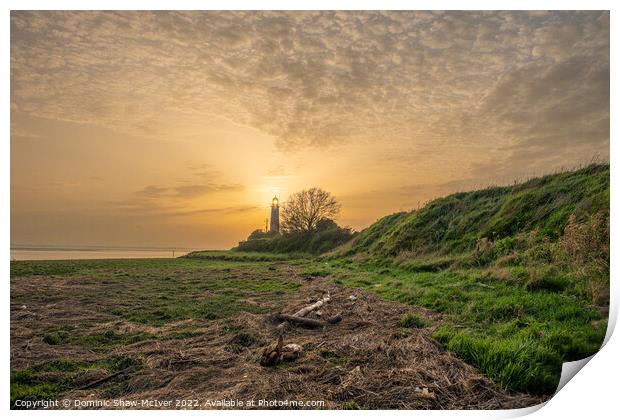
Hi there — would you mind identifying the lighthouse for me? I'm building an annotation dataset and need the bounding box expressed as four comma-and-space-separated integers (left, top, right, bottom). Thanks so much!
269, 196, 280, 233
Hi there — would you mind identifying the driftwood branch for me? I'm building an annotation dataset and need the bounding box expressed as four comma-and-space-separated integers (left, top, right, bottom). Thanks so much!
261, 292, 342, 365
292, 294, 331, 317
276, 314, 327, 328
277, 293, 331, 329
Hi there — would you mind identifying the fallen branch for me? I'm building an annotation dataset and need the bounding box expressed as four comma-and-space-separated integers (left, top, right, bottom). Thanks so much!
277, 293, 331, 329
276, 314, 327, 328
292, 293, 331, 317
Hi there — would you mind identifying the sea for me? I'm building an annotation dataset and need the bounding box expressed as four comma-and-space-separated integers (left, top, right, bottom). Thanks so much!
10, 245, 195, 261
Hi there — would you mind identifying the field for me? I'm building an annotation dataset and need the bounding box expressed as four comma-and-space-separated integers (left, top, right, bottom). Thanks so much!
10, 166, 609, 410
11, 254, 544, 409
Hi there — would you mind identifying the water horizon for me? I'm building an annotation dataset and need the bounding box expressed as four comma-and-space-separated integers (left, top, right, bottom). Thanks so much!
10, 244, 205, 261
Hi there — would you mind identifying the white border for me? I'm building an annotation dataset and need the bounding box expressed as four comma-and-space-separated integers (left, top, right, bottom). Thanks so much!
2, 1, 616, 419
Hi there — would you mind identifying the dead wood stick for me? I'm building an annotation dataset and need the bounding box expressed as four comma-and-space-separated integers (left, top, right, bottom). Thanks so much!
292, 293, 331, 317
276, 314, 328, 328
277, 293, 331, 329
78, 366, 135, 390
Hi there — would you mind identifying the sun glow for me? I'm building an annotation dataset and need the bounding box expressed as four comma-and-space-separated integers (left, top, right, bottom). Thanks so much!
9, 11, 610, 250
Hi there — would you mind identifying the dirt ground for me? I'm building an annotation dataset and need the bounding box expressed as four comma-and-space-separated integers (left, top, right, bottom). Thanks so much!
11, 262, 545, 410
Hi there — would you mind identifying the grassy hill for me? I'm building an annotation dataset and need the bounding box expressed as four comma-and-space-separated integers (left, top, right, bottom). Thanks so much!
317, 164, 609, 394
349, 164, 608, 260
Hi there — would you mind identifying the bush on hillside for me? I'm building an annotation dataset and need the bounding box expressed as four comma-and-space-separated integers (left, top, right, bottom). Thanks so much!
234, 218, 355, 255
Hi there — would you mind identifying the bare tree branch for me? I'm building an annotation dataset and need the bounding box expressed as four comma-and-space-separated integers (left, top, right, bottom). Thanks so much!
281, 188, 341, 233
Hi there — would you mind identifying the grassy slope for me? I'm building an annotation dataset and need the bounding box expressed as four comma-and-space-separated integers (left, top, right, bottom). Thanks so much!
321, 164, 609, 394
350, 164, 609, 257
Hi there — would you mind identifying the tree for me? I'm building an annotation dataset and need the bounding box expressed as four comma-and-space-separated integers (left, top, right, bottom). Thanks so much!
281, 188, 341, 233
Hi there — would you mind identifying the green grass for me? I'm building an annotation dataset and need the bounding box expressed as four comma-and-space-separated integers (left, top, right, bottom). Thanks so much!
318, 258, 606, 394
11, 356, 143, 408
342, 401, 361, 410
319, 165, 609, 394
184, 250, 308, 262
42, 328, 158, 349
319, 350, 350, 366
12, 257, 302, 326
347, 164, 609, 257
40, 325, 206, 350
10, 382, 59, 408
11, 249, 607, 397
399, 314, 427, 329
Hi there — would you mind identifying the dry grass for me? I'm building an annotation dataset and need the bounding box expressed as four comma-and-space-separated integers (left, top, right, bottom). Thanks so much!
11, 264, 542, 410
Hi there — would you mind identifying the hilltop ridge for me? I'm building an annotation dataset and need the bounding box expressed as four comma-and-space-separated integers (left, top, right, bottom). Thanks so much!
347, 164, 609, 260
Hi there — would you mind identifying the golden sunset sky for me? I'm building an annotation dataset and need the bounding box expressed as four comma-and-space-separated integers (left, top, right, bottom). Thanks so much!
10, 11, 609, 249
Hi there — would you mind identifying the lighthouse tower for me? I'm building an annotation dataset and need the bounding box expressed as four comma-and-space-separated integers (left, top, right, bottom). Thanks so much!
269, 196, 280, 233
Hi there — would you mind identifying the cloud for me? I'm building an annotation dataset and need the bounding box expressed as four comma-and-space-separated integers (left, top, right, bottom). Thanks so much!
135, 185, 168, 198
173, 183, 243, 198
160, 205, 259, 218
11, 10, 609, 173
112, 200, 259, 219
118, 181, 245, 213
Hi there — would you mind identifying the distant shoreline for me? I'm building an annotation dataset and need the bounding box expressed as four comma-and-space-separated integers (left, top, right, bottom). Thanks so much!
10, 247, 198, 261
11, 244, 195, 252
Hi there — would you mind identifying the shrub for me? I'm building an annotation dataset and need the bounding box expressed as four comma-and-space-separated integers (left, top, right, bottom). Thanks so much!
247, 229, 276, 240
235, 222, 355, 255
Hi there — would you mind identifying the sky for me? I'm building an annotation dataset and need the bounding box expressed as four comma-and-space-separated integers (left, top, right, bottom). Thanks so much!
10, 11, 610, 249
